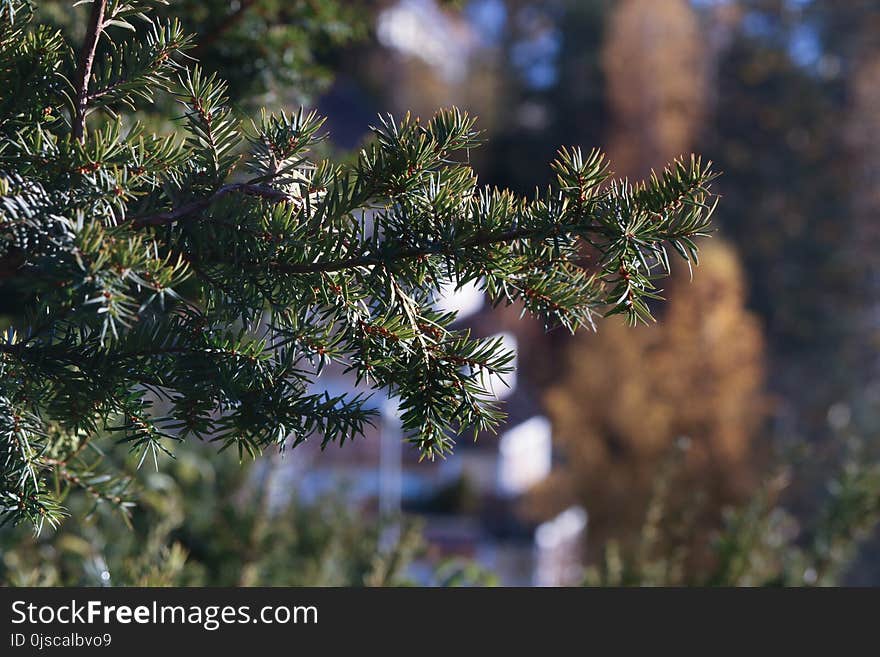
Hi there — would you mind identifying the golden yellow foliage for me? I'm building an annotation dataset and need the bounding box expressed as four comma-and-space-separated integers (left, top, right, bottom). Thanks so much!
530, 240, 766, 557
602, 0, 708, 178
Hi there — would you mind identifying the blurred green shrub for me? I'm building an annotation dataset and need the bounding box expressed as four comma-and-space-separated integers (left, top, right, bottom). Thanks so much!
584, 439, 880, 587
0, 446, 424, 586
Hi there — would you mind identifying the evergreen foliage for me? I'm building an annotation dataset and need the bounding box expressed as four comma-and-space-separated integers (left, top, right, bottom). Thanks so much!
0, 0, 716, 532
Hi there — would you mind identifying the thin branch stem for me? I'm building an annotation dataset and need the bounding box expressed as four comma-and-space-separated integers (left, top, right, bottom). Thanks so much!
72, 0, 108, 143
251, 223, 607, 276
127, 183, 294, 228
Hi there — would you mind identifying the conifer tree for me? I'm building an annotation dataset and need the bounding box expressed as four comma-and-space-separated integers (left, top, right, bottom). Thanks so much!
0, 0, 717, 532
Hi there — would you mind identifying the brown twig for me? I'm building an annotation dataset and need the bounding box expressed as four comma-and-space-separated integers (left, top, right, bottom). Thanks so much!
126, 183, 294, 228
173, 217, 610, 278
72, 0, 108, 143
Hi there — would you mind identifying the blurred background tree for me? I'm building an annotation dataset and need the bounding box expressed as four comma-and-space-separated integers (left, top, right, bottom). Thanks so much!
529, 240, 766, 564
602, 0, 707, 179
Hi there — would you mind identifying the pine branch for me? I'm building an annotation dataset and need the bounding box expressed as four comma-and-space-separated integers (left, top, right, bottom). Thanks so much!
253, 222, 605, 276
